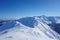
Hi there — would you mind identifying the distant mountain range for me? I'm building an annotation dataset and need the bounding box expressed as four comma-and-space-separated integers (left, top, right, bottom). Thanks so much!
0, 15, 60, 40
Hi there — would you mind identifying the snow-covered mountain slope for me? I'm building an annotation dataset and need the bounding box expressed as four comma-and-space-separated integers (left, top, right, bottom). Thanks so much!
0, 16, 60, 40
47, 16, 60, 24
0, 20, 16, 31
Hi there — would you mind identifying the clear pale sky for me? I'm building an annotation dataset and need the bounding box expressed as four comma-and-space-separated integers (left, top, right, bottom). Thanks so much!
0, 0, 60, 19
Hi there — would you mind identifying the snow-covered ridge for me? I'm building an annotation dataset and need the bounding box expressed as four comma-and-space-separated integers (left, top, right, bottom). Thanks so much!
0, 16, 60, 40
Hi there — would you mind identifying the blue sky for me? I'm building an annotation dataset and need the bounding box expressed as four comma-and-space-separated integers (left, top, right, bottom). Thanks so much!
0, 0, 60, 19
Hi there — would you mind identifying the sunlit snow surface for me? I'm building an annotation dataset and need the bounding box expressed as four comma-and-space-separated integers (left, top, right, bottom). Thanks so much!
0, 16, 60, 40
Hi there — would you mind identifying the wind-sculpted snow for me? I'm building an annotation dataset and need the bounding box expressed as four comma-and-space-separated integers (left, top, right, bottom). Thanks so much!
0, 16, 60, 40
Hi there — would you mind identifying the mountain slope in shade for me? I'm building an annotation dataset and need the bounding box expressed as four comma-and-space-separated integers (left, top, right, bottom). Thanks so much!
0, 16, 60, 40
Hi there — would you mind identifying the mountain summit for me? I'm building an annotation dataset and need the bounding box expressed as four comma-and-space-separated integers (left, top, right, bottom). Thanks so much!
0, 16, 60, 40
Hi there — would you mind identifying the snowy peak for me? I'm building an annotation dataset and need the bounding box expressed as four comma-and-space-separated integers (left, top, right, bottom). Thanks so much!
18, 16, 51, 28
0, 16, 60, 31
0, 16, 60, 40
18, 17, 37, 28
